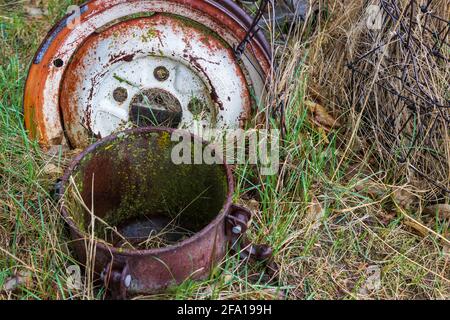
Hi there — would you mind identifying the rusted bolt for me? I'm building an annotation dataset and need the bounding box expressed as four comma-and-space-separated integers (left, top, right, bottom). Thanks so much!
232, 225, 242, 235
153, 66, 170, 81
113, 87, 128, 103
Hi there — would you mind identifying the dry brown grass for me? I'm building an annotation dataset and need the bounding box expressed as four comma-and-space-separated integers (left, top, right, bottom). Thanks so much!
254, 0, 449, 299
306, 0, 449, 199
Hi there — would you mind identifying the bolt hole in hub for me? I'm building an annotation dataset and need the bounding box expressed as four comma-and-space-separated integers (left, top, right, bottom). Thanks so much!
129, 88, 183, 128
53, 58, 64, 68
24, 0, 271, 148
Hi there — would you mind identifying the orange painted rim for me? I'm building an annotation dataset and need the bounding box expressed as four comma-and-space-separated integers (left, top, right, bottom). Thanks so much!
24, 0, 272, 147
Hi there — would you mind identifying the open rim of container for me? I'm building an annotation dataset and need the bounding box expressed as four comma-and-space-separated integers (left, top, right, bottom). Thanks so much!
58, 126, 235, 257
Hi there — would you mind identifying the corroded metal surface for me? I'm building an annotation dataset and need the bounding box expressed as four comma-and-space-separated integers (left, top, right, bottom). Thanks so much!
60, 14, 251, 148
58, 127, 234, 297
58, 127, 276, 298
24, 0, 271, 148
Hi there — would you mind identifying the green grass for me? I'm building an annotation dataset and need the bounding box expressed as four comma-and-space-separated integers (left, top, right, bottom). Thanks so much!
0, 0, 448, 300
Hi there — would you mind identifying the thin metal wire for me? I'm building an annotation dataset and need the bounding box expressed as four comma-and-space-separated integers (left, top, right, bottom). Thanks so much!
235, 0, 271, 59
348, 0, 449, 194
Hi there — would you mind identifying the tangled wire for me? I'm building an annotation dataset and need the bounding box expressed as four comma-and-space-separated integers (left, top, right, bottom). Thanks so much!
347, 0, 449, 199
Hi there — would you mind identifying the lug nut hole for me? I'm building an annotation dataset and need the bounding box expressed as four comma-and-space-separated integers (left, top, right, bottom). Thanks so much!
53, 59, 64, 68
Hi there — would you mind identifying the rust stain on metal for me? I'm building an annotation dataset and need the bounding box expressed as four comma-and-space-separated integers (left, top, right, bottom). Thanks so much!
58, 127, 235, 298
57, 128, 276, 298
188, 55, 224, 111
109, 52, 136, 64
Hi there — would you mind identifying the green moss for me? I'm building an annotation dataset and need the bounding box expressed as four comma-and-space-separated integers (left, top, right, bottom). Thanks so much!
141, 27, 158, 43
63, 131, 229, 248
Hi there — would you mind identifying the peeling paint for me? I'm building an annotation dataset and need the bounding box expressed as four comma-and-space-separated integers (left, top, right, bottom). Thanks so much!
24, 0, 271, 147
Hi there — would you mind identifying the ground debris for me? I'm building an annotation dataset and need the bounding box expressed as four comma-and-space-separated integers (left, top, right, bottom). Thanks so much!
423, 204, 450, 221
2, 271, 32, 293
305, 195, 325, 231
24, 6, 47, 17
392, 188, 418, 210
305, 100, 340, 131
403, 218, 429, 238
354, 180, 386, 199
24, 0, 49, 18
43, 163, 63, 176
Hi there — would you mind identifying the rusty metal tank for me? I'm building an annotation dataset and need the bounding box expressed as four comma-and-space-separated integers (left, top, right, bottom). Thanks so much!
56, 127, 271, 298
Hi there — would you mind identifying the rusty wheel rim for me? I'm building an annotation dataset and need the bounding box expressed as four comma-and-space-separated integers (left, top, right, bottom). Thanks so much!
58, 126, 235, 257
24, 0, 271, 148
